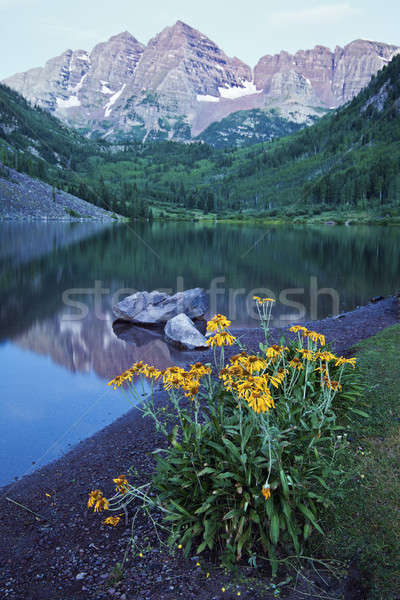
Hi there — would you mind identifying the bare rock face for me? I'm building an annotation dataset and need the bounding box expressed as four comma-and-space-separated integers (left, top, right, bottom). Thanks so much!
255, 39, 400, 108
4, 24, 400, 141
164, 313, 208, 350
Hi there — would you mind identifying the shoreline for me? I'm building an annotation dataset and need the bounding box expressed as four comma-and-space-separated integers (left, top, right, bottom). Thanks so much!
1, 295, 398, 599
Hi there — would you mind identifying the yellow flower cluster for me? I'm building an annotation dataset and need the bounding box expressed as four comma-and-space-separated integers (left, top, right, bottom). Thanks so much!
205, 314, 236, 348
206, 314, 231, 333
103, 516, 121, 527
219, 352, 287, 414
113, 474, 129, 495
108, 361, 162, 389
206, 331, 236, 348
253, 296, 275, 305
335, 356, 356, 368
88, 490, 109, 513
265, 344, 288, 360
162, 363, 212, 398
289, 325, 325, 347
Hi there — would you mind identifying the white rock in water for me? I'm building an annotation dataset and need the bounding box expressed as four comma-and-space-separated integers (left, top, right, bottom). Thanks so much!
164, 313, 208, 350
113, 288, 208, 325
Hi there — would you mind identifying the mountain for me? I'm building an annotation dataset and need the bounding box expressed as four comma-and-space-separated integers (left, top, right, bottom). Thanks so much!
2, 52, 400, 221
4, 22, 400, 143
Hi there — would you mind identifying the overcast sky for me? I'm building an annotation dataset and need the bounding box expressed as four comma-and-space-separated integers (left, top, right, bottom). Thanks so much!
1, 0, 399, 79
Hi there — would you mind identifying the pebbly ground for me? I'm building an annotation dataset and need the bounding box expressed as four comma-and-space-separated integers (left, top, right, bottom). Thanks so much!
0, 296, 398, 600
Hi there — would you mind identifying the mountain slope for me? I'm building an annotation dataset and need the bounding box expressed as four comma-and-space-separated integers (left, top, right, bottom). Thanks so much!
0, 162, 120, 220
3, 23, 399, 143
196, 108, 311, 148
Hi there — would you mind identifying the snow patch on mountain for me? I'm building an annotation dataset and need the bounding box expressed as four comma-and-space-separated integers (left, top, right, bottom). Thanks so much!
104, 84, 126, 117
71, 73, 87, 93
218, 80, 262, 100
100, 80, 114, 94
197, 94, 219, 102
57, 96, 81, 109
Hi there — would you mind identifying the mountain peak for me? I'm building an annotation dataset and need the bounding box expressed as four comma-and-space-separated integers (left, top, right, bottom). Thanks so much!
108, 30, 143, 45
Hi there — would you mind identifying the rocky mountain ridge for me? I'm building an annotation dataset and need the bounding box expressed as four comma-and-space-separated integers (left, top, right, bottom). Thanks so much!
3, 21, 400, 142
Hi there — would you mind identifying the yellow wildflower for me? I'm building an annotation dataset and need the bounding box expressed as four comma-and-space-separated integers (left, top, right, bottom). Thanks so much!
189, 362, 212, 378
88, 490, 109, 512
113, 474, 129, 495
107, 375, 126, 390
262, 485, 271, 501
207, 314, 231, 333
241, 354, 267, 374
299, 348, 316, 361
305, 330, 326, 346
265, 345, 287, 359
236, 375, 275, 413
88, 489, 103, 508
103, 516, 121, 526
335, 356, 356, 368
206, 331, 236, 347
290, 357, 303, 371
142, 364, 162, 380
253, 296, 275, 304
323, 377, 342, 391
316, 351, 337, 362
290, 325, 308, 334
95, 496, 109, 513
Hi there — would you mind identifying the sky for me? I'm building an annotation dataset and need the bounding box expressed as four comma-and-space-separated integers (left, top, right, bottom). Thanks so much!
1, 0, 400, 79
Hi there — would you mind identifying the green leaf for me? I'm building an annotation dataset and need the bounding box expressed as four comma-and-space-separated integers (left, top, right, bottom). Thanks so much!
197, 467, 216, 477
298, 504, 323, 534
279, 469, 289, 499
270, 513, 280, 545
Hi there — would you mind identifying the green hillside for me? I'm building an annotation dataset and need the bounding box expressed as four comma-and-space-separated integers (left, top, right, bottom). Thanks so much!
196, 108, 306, 148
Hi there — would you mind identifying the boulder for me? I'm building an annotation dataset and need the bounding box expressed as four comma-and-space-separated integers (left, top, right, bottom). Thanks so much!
164, 313, 208, 350
112, 288, 208, 325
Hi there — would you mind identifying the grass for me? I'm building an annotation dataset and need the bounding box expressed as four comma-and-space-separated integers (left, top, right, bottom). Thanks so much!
65, 208, 83, 219
315, 324, 400, 599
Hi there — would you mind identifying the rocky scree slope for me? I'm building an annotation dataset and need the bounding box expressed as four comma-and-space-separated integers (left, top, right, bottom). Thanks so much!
4, 22, 400, 142
0, 162, 120, 220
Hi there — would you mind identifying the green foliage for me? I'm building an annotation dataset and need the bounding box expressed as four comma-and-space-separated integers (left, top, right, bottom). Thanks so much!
65, 208, 82, 218
134, 319, 361, 570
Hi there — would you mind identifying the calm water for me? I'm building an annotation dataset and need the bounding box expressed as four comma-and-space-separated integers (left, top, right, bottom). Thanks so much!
1, 220, 399, 485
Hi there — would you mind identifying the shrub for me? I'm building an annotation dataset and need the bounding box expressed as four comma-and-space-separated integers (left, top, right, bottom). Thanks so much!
88, 299, 361, 573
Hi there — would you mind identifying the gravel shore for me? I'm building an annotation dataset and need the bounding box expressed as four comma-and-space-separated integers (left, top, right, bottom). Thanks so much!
0, 296, 398, 600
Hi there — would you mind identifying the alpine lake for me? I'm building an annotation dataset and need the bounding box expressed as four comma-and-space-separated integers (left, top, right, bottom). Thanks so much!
1, 220, 399, 485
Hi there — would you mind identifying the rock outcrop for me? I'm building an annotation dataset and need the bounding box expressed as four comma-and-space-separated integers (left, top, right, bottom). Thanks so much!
112, 288, 208, 325
164, 313, 208, 350
4, 23, 399, 141
254, 39, 400, 108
